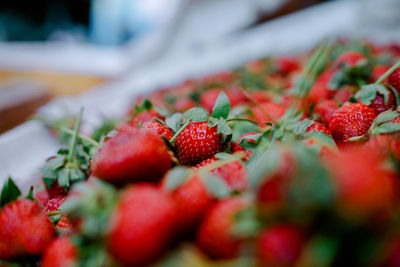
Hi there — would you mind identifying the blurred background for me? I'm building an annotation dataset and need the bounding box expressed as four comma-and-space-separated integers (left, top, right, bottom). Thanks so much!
1, 0, 400, 133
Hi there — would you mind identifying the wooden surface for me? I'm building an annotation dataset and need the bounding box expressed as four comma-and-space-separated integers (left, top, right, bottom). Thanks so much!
0, 69, 106, 133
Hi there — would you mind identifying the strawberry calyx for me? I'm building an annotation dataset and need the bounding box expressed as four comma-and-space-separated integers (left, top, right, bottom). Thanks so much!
370, 110, 400, 136
0, 177, 36, 208
328, 60, 371, 90
42, 108, 94, 191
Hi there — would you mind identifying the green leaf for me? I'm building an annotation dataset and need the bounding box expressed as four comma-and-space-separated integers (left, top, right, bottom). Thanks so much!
183, 107, 209, 122
0, 178, 21, 207
165, 167, 191, 192
70, 167, 86, 182
42, 156, 66, 180
92, 119, 118, 142
217, 118, 233, 136
207, 117, 219, 128
142, 99, 153, 110
248, 146, 279, 188
286, 119, 314, 136
307, 131, 336, 148
214, 152, 237, 160
58, 168, 71, 189
201, 174, 230, 199
166, 113, 183, 132
233, 207, 261, 238
238, 133, 262, 150
212, 91, 231, 119
355, 84, 388, 105
373, 110, 400, 125
372, 122, 400, 135
26, 186, 34, 201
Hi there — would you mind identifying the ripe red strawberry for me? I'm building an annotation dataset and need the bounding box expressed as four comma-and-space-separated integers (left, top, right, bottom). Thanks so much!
174, 97, 196, 112
34, 189, 50, 206
388, 67, 400, 93
256, 225, 305, 267
141, 121, 173, 140
175, 121, 223, 166
130, 110, 162, 127
108, 184, 177, 266
275, 56, 301, 76
161, 174, 213, 233
56, 216, 73, 233
196, 197, 246, 259
307, 122, 332, 135
0, 199, 55, 260
92, 128, 172, 185
371, 65, 390, 83
252, 102, 286, 126
44, 195, 65, 213
41, 237, 77, 267
328, 103, 376, 142
194, 157, 249, 191
325, 147, 398, 219
334, 86, 353, 104
369, 91, 395, 115
309, 69, 336, 104
314, 100, 338, 124
334, 51, 367, 68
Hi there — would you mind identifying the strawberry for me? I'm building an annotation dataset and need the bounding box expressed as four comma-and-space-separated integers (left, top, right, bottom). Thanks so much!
275, 56, 301, 76
41, 237, 77, 267
141, 121, 173, 140
252, 102, 286, 126
314, 100, 338, 125
161, 174, 213, 233
369, 91, 395, 115
232, 132, 259, 161
388, 67, 400, 93
44, 195, 65, 213
333, 86, 353, 104
307, 122, 332, 135
334, 51, 367, 68
175, 121, 223, 165
56, 216, 73, 233
324, 147, 398, 219
174, 97, 196, 112
256, 225, 305, 267
108, 184, 177, 266
196, 197, 246, 259
309, 68, 336, 104
91, 128, 172, 185
371, 65, 390, 83
0, 199, 55, 260
34, 188, 50, 206
130, 110, 162, 127
194, 157, 249, 191
328, 103, 376, 142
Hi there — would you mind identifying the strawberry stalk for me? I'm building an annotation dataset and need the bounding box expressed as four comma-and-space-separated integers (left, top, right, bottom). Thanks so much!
375, 61, 400, 85
169, 119, 192, 143
67, 108, 83, 162
59, 126, 100, 148
226, 118, 258, 124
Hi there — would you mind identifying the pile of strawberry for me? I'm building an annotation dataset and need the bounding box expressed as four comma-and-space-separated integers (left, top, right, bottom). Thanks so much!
2, 40, 400, 267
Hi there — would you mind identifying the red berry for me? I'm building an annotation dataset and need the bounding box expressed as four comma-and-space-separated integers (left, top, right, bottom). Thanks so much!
92, 128, 172, 185
130, 110, 162, 127
141, 121, 173, 140
108, 184, 177, 266
197, 197, 246, 259
161, 174, 213, 233
194, 157, 249, 191
325, 147, 397, 219
369, 91, 395, 115
175, 121, 223, 166
232, 132, 259, 161
174, 97, 196, 112
275, 56, 301, 76
371, 65, 390, 83
56, 216, 73, 233
315, 100, 338, 124
0, 199, 55, 260
256, 225, 305, 267
328, 103, 376, 142
44, 195, 65, 213
307, 122, 332, 135
334, 51, 367, 68
388, 67, 400, 93
200, 89, 245, 113
309, 69, 336, 104
252, 102, 285, 126
41, 237, 77, 267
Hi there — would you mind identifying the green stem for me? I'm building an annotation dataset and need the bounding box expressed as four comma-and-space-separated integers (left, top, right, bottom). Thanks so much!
59, 126, 100, 148
169, 119, 192, 143
226, 118, 258, 124
67, 108, 83, 162
375, 61, 400, 85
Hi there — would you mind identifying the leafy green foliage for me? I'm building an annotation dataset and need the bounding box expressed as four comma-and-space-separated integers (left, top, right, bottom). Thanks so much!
92, 119, 119, 142
166, 113, 183, 132
165, 167, 191, 192
355, 84, 390, 105
200, 173, 230, 199
328, 63, 371, 89
212, 91, 231, 120
0, 177, 21, 207
239, 69, 266, 90
183, 107, 209, 122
